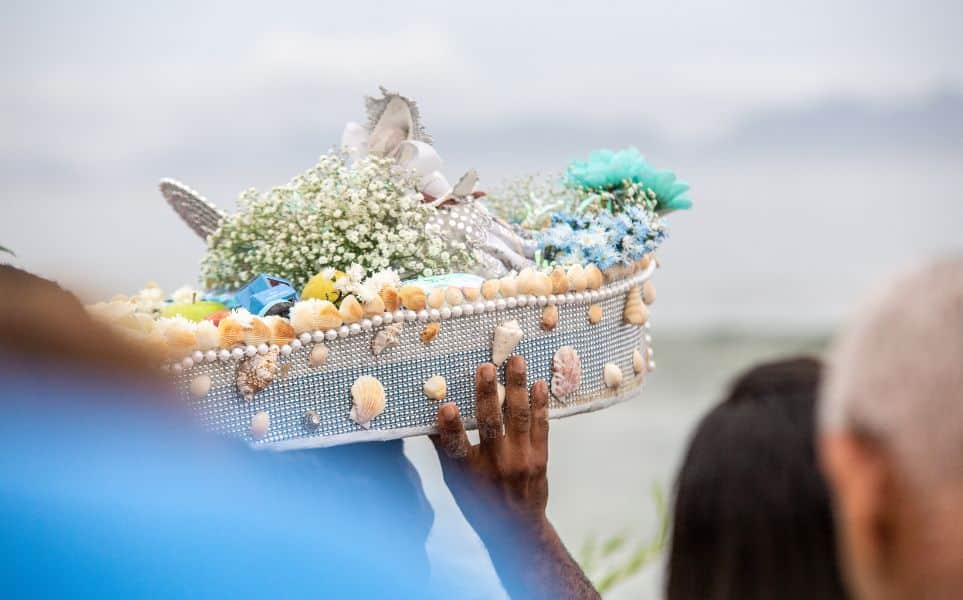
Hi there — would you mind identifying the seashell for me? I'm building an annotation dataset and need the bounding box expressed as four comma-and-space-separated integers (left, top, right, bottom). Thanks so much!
444, 286, 464, 306
633, 348, 647, 375
567, 264, 587, 292
371, 322, 403, 356
499, 275, 518, 297
189, 374, 211, 398
309, 344, 329, 367
236, 347, 280, 402
163, 322, 197, 359
497, 383, 506, 408
623, 285, 649, 325
420, 322, 440, 344
603, 363, 623, 389
266, 316, 295, 346
427, 288, 445, 309
423, 375, 447, 401
584, 264, 604, 290
338, 294, 364, 323
532, 272, 553, 296
303, 409, 321, 431
194, 320, 219, 351
550, 268, 569, 294
642, 280, 657, 305
363, 294, 386, 317
482, 279, 501, 299
251, 411, 270, 440
516, 268, 536, 295
541, 305, 559, 331
317, 301, 343, 330
640, 254, 651, 269
380, 286, 402, 312
462, 286, 480, 301
551, 346, 582, 402
492, 319, 523, 366
244, 317, 272, 347
587, 304, 603, 324
289, 299, 326, 334
350, 375, 386, 429
399, 285, 427, 311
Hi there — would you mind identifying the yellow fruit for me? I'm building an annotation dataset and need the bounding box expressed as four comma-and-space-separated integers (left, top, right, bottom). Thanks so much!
301, 273, 340, 302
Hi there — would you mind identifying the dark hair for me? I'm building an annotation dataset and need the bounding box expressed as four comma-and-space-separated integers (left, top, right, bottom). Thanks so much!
666, 357, 847, 600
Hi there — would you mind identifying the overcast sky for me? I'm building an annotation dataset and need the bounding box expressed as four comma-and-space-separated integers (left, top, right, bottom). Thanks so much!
2, 1, 961, 329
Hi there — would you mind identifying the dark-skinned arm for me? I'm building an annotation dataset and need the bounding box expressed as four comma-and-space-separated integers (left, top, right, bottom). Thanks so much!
430, 356, 600, 600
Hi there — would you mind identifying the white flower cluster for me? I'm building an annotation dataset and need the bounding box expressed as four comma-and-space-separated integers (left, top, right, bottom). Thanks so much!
201, 153, 472, 291
329, 264, 402, 303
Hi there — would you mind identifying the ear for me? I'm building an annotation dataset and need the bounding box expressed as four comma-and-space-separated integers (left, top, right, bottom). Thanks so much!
820, 432, 895, 593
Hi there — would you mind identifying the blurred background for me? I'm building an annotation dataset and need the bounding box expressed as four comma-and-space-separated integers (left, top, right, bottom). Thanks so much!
2, 1, 961, 597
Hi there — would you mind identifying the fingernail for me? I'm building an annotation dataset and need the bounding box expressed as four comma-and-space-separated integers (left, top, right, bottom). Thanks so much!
478, 363, 496, 384
440, 402, 458, 420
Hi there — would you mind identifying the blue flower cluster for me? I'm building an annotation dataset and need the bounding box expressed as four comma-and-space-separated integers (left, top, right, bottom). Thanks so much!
565, 148, 693, 213
537, 204, 666, 270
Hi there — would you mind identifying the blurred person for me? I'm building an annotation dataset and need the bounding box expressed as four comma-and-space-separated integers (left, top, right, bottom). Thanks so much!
665, 357, 847, 600
819, 258, 963, 600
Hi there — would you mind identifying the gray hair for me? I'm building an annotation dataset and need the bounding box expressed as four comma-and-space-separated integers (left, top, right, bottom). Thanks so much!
820, 257, 963, 483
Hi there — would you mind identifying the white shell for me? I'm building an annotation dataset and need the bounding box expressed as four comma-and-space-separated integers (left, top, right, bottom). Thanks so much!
236, 347, 280, 402
551, 346, 581, 402
251, 411, 270, 440
423, 375, 447, 401
310, 344, 329, 367
371, 323, 403, 356
624, 285, 648, 325
189, 374, 212, 398
194, 320, 219, 351
633, 349, 647, 375
603, 363, 623, 389
350, 375, 386, 428
491, 319, 523, 366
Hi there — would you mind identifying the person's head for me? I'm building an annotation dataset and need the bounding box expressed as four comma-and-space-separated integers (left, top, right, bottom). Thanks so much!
667, 357, 846, 600
819, 258, 963, 600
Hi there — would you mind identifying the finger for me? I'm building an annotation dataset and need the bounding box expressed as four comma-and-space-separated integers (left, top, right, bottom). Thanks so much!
475, 363, 504, 449
433, 402, 472, 460
504, 355, 532, 443
529, 379, 550, 467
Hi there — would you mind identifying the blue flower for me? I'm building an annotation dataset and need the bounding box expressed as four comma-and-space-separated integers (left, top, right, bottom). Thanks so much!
565, 148, 692, 213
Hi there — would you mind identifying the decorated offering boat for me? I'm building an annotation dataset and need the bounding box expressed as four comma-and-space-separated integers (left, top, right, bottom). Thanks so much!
87, 88, 692, 448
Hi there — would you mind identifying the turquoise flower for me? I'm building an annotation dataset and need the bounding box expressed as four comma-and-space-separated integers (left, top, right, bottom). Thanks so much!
565, 148, 692, 213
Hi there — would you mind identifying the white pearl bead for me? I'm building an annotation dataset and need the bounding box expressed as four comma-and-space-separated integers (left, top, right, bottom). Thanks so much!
218, 349, 231, 361
361, 319, 372, 331
648, 360, 657, 371
382, 312, 393, 324
506, 297, 517, 308
257, 343, 269, 355
417, 309, 429, 322
204, 350, 217, 362
231, 347, 244, 360
280, 344, 292, 355
440, 307, 451, 319
565, 293, 576, 304
537, 295, 547, 307
574, 292, 585, 303
182, 357, 194, 369
325, 329, 338, 341
644, 334, 652, 343
192, 350, 204, 363
547, 295, 557, 306
394, 310, 406, 322
451, 306, 463, 318
244, 345, 257, 357
372, 315, 384, 327
517, 296, 528, 307
291, 339, 302, 350
644, 322, 652, 331
473, 301, 485, 314
485, 300, 496, 312
349, 323, 361, 335
463, 303, 475, 316
495, 299, 506, 310
311, 331, 324, 343
405, 310, 417, 322
299, 332, 312, 344
172, 363, 183, 374
338, 325, 350, 338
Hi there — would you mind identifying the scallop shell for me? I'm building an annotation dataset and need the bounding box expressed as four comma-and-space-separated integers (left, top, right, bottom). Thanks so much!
633, 348, 647, 375
164, 323, 198, 359
363, 294, 386, 317
236, 347, 280, 402
541, 305, 558, 331
551, 346, 582, 402
244, 317, 272, 346
420, 322, 440, 344
266, 316, 295, 346
516, 268, 536, 295
289, 299, 327, 334
427, 288, 445, 309
499, 275, 518, 297
194, 320, 219, 351
350, 375, 386, 429
532, 272, 553, 296
603, 363, 623, 389
309, 343, 329, 367
481, 279, 501, 299
189, 374, 212, 398
587, 304, 603, 324
423, 375, 447, 401
339, 294, 364, 324
251, 410, 270, 440
584, 264, 604, 290
462, 286, 480, 301
371, 323, 403, 356
567, 264, 587, 292
218, 316, 246, 349
550, 268, 569, 294
624, 285, 649, 325
492, 319, 523, 366
380, 286, 402, 312
640, 254, 652, 269
317, 301, 343, 330
399, 285, 427, 311
444, 286, 464, 306
642, 280, 657, 305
